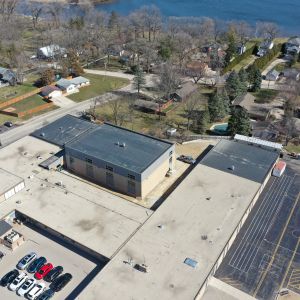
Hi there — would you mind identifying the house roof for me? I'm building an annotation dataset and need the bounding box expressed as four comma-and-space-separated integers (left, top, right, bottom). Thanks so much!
56, 78, 74, 89
38, 44, 65, 58
283, 68, 300, 79
0, 168, 24, 196
65, 122, 173, 174
0, 67, 16, 82
0, 220, 12, 237
40, 85, 61, 97
232, 93, 268, 118
172, 81, 198, 99
134, 99, 159, 111
287, 37, 300, 47
201, 139, 278, 183
70, 76, 90, 85
267, 69, 280, 78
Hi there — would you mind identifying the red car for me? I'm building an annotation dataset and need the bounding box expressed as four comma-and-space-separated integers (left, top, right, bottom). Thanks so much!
35, 263, 53, 280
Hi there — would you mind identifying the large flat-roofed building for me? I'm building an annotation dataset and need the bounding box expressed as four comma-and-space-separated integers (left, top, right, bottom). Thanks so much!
0, 168, 24, 203
78, 139, 279, 300
65, 124, 175, 199
32, 115, 175, 199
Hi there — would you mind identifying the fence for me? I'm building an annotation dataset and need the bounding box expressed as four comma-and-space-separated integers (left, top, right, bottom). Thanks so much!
183, 135, 231, 143
0, 88, 42, 109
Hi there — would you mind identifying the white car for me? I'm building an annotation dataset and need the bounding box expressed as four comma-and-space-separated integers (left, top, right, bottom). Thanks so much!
27, 282, 45, 300
17, 278, 36, 296
8, 272, 28, 291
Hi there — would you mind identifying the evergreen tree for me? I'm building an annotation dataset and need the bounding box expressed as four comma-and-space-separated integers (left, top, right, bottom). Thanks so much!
247, 65, 262, 92
133, 65, 146, 96
208, 91, 227, 122
224, 33, 237, 66
238, 68, 248, 86
194, 108, 210, 134
226, 71, 247, 100
228, 107, 251, 136
108, 11, 120, 31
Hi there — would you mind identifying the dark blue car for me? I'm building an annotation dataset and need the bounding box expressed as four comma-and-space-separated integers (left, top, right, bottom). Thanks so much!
27, 257, 47, 273
36, 289, 55, 300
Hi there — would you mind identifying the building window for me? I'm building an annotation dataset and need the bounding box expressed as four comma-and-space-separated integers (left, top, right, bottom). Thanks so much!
106, 165, 113, 172
86, 158, 93, 164
128, 174, 135, 180
106, 172, 114, 187
128, 180, 136, 195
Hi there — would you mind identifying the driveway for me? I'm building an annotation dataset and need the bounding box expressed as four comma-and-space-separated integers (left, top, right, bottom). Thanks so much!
262, 58, 288, 76
51, 95, 75, 108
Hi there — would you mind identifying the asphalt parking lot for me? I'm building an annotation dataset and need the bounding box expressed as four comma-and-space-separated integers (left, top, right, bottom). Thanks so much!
0, 221, 104, 300
215, 160, 300, 300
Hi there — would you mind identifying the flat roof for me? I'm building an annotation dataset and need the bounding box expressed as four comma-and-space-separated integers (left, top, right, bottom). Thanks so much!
0, 168, 23, 195
31, 115, 97, 147
201, 139, 278, 183
66, 123, 173, 173
0, 136, 152, 258
79, 160, 262, 300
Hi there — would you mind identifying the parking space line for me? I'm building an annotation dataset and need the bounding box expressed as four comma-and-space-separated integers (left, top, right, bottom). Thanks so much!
253, 192, 300, 297
229, 176, 294, 272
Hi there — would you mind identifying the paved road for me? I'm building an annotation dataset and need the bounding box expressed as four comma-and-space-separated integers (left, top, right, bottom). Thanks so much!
0, 92, 117, 148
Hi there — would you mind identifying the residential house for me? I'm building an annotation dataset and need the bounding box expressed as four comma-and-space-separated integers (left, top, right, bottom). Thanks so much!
237, 44, 247, 55
56, 78, 77, 94
70, 76, 90, 88
40, 86, 62, 99
0, 67, 17, 86
170, 82, 198, 102
257, 39, 274, 57
37, 45, 66, 59
283, 69, 300, 81
232, 93, 269, 120
285, 37, 300, 55
265, 69, 280, 81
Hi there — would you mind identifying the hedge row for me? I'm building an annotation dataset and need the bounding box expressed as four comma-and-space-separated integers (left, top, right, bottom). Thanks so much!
251, 44, 282, 71
222, 44, 257, 74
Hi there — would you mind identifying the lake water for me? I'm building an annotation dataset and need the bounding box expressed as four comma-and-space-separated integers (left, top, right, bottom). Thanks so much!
96, 0, 300, 35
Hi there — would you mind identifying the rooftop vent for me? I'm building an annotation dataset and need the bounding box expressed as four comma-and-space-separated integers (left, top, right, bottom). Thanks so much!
40, 132, 45, 137
229, 165, 235, 171
201, 235, 208, 240
120, 142, 126, 148
134, 263, 149, 273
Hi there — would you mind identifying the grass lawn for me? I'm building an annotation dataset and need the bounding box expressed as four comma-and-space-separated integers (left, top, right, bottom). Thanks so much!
0, 74, 39, 103
86, 58, 127, 72
253, 89, 279, 103
233, 55, 257, 72
68, 74, 130, 102
285, 143, 300, 153
274, 62, 289, 72
94, 86, 212, 135
7, 94, 46, 113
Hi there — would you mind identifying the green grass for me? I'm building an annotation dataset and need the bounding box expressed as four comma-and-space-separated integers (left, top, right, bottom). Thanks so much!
285, 143, 300, 153
0, 83, 37, 103
253, 89, 279, 103
233, 55, 257, 71
94, 86, 211, 135
68, 74, 130, 102
274, 62, 288, 72
4, 94, 45, 113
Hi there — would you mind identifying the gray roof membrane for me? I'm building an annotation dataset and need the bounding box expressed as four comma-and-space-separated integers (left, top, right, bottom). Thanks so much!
200, 139, 278, 183
66, 123, 173, 174
31, 115, 97, 147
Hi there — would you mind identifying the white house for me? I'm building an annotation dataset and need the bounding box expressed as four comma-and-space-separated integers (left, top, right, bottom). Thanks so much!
56, 79, 77, 94
37, 45, 66, 59
70, 76, 90, 88
257, 39, 274, 57
40, 86, 62, 99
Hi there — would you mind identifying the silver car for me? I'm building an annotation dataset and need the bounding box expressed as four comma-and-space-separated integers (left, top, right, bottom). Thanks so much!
17, 252, 37, 270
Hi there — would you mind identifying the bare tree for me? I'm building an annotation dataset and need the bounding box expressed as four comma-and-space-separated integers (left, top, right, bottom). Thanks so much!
29, 2, 43, 29
0, 0, 19, 22
173, 32, 193, 69
185, 61, 207, 83
184, 93, 201, 130
110, 99, 127, 126
256, 21, 279, 40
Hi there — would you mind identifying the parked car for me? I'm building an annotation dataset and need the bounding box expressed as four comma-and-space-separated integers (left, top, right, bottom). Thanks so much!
0, 269, 19, 286
4, 121, 13, 127
36, 289, 55, 300
35, 263, 53, 280
27, 282, 46, 300
17, 252, 37, 270
51, 273, 72, 292
44, 266, 63, 282
177, 155, 196, 164
17, 278, 36, 296
28, 257, 47, 273
8, 272, 28, 291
